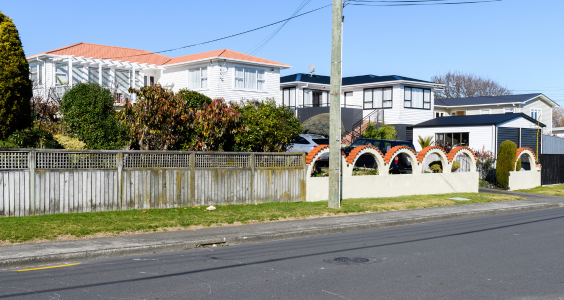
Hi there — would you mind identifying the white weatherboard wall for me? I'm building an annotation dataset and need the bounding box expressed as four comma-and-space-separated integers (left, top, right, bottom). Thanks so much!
521, 98, 553, 134
413, 125, 495, 152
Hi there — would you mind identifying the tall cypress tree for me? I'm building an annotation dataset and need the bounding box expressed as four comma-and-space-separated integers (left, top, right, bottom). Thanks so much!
0, 11, 32, 139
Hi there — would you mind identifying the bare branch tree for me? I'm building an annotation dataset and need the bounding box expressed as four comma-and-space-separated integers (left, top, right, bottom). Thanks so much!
432, 71, 512, 99
553, 107, 564, 128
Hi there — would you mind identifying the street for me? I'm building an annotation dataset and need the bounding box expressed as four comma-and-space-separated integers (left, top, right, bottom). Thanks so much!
2, 207, 564, 299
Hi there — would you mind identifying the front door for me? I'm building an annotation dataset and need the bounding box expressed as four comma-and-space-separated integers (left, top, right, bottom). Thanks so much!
456, 111, 466, 116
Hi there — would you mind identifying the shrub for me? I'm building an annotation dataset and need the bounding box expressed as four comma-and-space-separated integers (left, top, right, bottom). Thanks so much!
0, 140, 17, 148
417, 135, 434, 148
302, 113, 345, 137
121, 84, 188, 150
53, 134, 86, 149
496, 140, 517, 188
516, 158, 522, 171
362, 122, 397, 140
60, 83, 125, 149
8, 127, 63, 149
0, 12, 32, 139
226, 99, 302, 152
177, 89, 212, 109
429, 160, 442, 173
451, 161, 461, 172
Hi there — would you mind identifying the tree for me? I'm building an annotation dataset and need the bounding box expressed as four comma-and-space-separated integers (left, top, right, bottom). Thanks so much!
417, 135, 434, 148
177, 89, 212, 110
302, 113, 345, 137
361, 122, 397, 140
553, 107, 564, 128
181, 99, 243, 151
60, 83, 125, 150
496, 140, 517, 189
225, 99, 302, 152
432, 71, 512, 99
0, 11, 32, 139
121, 84, 188, 150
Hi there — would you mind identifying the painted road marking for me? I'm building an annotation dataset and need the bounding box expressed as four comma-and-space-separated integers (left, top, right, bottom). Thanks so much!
14, 263, 80, 272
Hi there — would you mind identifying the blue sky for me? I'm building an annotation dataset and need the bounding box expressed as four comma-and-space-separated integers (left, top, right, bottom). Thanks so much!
4, 0, 563, 103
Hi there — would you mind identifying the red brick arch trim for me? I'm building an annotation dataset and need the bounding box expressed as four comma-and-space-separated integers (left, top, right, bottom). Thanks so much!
417, 146, 448, 163
516, 147, 537, 162
345, 145, 384, 166
383, 145, 417, 164
447, 146, 477, 163
305, 145, 328, 164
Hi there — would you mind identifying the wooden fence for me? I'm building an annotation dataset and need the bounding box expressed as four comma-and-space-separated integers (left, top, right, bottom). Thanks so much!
0, 150, 305, 217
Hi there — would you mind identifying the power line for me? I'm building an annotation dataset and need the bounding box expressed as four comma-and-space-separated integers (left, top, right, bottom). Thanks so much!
104, 3, 331, 60
247, 0, 312, 56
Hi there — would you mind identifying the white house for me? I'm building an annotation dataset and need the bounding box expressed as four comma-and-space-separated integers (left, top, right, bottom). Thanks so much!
26, 43, 291, 104
280, 73, 444, 140
412, 113, 545, 156
434, 93, 558, 135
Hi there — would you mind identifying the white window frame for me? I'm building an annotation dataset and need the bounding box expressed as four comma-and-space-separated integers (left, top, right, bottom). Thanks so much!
504, 107, 514, 113
187, 66, 208, 90
29, 63, 43, 86
54, 63, 69, 86
233, 65, 268, 92
480, 108, 491, 115
531, 108, 541, 120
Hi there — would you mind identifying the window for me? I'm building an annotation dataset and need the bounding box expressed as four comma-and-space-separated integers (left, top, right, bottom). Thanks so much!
282, 88, 296, 108
29, 63, 43, 85
505, 108, 514, 113
344, 92, 353, 107
435, 132, 470, 147
188, 67, 208, 90
150, 76, 154, 86
304, 89, 329, 107
292, 136, 309, 145
234, 66, 266, 91
481, 109, 491, 115
115, 70, 130, 95
435, 112, 444, 118
89, 67, 99, 83
404, 87, 431, 109
54, 63, 68, 85
531, 108, 541, 120
72, 66, 85, 84
364, 87, 392, 109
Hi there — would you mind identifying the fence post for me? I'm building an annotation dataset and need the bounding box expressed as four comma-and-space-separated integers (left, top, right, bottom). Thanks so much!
190, 152, 195, 204
302, 152, 307, 202
29, 149, 35, 216
117, 152, 123, 210
250, 153, 255, 203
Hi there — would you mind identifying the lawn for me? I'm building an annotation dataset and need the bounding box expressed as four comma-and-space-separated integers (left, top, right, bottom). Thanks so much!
516, 184, 564, 196
0, 193, 524, 244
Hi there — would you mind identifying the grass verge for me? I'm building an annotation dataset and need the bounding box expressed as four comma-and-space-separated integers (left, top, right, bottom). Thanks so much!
0, 193, 523, 244
516, 184, 564, 196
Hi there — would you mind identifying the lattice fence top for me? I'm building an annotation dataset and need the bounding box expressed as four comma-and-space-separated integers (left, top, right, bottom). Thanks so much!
124, 153, 191, 168
0, 152, 28, 169
255, 154, 303, 168
36, 152, 117, 169
195, 154, 250, 168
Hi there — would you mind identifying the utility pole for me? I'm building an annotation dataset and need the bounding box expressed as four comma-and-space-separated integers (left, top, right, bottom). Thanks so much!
328, 0, 343, 208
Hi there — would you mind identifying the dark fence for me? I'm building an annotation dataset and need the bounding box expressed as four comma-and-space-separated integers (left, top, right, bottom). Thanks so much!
539, 154, 564, 185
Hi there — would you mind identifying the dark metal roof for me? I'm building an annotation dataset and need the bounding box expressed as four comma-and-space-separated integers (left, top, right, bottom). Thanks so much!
433, 94, 543, 107
280, 73, 433, 86
412, 113, 546, 128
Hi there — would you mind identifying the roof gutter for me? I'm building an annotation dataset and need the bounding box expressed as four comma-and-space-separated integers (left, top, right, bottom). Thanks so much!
163, 57, 291, 69
434, 102, 523, 108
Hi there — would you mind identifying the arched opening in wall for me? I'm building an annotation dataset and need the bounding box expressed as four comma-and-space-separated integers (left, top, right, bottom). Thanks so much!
353, 153, 379, 176
453, 153, 471, 173
310, 155, 329, 177
389, 152, 413, 175
518, 154, 532, 171
422, 152, 443, 173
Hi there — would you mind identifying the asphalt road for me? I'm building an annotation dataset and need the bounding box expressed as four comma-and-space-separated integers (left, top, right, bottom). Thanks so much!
2, 208, 564, 300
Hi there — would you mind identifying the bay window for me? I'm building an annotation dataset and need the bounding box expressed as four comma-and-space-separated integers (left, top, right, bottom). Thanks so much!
364, 87, 392, 109
234, 66, 267, 91
188, 67, 208, 90
404, 87, 431, 109
29, 63, 43, 86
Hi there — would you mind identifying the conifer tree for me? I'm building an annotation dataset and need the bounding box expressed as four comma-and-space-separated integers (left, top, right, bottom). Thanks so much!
0, 11, 32, 139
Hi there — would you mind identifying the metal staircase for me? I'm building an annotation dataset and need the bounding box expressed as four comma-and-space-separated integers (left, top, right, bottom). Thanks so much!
341, 109, 384, 145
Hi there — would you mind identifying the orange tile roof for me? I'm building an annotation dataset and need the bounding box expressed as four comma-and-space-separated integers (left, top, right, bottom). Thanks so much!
164, 49, 290, 67
27, 44, 290, 68
27, 43, 172, 65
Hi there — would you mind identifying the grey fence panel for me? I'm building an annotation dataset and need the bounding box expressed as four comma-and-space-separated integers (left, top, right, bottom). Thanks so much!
542, 135, 564, 154
0, 149, 304, 217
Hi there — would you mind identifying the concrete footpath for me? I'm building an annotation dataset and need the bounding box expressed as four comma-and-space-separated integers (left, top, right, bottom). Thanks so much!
1, 190, 564, 270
